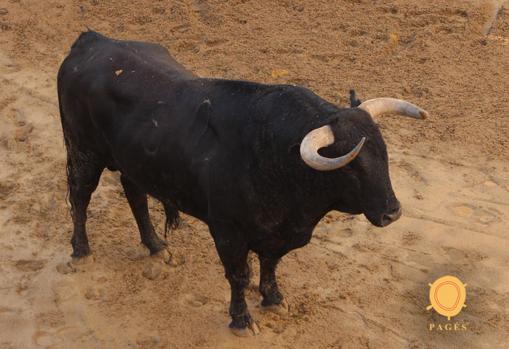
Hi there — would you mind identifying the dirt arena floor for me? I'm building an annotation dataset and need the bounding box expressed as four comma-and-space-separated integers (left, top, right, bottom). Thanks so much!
0, 0, 508, 348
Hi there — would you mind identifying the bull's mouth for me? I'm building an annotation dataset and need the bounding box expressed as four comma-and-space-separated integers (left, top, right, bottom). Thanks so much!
364, 207, 402, 227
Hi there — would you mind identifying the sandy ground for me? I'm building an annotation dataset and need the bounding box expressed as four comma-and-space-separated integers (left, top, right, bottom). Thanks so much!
0, 0, 508, 348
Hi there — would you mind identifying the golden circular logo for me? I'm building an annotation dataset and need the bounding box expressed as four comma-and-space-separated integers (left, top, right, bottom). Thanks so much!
426, 275, 467, 320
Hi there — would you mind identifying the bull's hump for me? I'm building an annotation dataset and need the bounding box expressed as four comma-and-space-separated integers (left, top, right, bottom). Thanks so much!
70, 31, 193, 80
71, 30, 109, 49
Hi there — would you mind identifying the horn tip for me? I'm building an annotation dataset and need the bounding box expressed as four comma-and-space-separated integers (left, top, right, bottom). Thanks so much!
419, 110, 429, 119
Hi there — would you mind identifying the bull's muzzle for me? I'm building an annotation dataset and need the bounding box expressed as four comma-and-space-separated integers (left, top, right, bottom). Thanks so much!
379, 206, 402, 227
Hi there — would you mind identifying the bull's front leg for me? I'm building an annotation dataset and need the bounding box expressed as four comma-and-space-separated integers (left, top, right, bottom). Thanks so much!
259, 256, 288, 313
210, 227, 259, 336
225, 256, 256, 336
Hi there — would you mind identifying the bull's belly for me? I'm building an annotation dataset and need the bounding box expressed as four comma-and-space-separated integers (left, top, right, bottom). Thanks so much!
117, 165, 209, 222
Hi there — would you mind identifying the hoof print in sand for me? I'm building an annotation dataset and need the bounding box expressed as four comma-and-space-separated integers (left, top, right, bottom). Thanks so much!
449, 203, 501, 225
142, 264, 163, 280
56, 262, 76, 275
181, 294, 209, 308
14, 259, 45, 272
84, 287, 104, 300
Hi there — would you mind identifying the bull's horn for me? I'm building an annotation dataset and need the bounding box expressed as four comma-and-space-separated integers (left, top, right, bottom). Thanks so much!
300, 125, 366, 171
358, 98, 429, 119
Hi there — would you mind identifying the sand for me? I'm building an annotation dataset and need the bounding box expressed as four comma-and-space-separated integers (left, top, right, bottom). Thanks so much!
0, 0, 508, 348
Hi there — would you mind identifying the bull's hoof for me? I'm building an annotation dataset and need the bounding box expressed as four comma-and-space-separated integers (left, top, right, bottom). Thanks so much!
71, 244, 91, 258
71, 254, 94, 266
151, 248, 171, 264
145, 237, 168, 255
261, 298, 289, 315
230, 321, 260, 337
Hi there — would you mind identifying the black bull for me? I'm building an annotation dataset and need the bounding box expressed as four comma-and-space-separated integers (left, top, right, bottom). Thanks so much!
57, 31, 427, 334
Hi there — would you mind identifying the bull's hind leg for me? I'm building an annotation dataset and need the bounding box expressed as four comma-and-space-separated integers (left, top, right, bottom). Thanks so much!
120, 174, 166, 254
67, 150, 104, 258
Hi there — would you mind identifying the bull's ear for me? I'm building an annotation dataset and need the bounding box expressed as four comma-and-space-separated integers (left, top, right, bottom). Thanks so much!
349, 90, 362, 108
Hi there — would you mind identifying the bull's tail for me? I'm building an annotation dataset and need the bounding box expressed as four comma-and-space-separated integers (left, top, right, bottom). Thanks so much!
163, 201, 181, 240
57, 90, 73, 216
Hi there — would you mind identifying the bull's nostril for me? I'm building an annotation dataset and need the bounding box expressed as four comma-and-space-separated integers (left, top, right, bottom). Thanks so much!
381, 215, 392, 226
381, 207, 402, 226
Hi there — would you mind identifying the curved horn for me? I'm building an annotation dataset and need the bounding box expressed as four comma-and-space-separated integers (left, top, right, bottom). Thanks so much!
300, 125, 366, 171
358, 98, 429, 119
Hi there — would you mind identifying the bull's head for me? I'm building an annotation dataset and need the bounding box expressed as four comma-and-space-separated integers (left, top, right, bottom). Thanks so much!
299, 98, 428, 227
